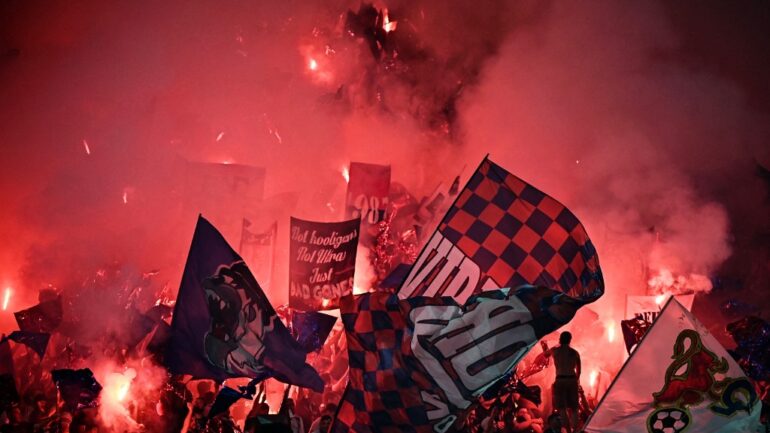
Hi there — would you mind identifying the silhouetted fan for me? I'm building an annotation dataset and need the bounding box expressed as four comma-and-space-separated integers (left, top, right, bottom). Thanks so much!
0, 374, 19, 409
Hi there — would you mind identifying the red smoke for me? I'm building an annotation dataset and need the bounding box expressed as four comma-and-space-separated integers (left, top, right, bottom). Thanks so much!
0, 0, 769, 420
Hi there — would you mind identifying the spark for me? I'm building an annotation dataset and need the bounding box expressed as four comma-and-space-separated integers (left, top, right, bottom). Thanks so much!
655, 293, 668, 306
273, 130, 282, 144
216, 131, 225, 142
2, 288, 11, 311
222, 160, 232, 165
382, 9, 398, 33
122, 190, 128, 204
321, 298, 331, 308
605, 321, 616, 343
341, 166, 350, 183
308, 58, 318, 71
82, 139, 91, 155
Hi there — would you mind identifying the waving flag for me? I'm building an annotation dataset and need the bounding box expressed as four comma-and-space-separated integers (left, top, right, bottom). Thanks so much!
291, 311, 338, 353
399, 157, 602, 304
585, 298, 761, 433
166, 216, 323, 391
14, 295, 63, 333
6, 331, 50, 358
334, 157, 604, 433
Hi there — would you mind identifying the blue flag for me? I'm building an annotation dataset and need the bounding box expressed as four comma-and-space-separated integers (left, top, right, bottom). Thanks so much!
166, 215, 323, 391
290, 311, 337, 353
208, 386, 247, 419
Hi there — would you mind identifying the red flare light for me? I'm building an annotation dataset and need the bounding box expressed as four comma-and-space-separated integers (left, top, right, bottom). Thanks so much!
382, 9, 398, 33
2, 287, 11, 311
341, 166, 350, 183
605, 321, 616, 343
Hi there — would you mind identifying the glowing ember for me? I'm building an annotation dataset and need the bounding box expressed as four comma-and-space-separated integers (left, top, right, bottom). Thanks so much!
321, 298, 331, 308
589, 369, 599, 389
122, 190, 128, 204
222, 159, 232, 165
82, 139, 91, 155
308, 58, 319, 71
605, 321, 616, 343
382, 9, 398, 33
216, 131, 225, 142
2, 287, 11, 311
655, 293, 668, 306
341, 166, 350, 183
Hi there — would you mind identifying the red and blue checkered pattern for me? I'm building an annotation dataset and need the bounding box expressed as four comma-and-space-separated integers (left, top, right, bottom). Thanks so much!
434, 158, 602, 299
333, 292, 452, 433
333, 158, 604, 433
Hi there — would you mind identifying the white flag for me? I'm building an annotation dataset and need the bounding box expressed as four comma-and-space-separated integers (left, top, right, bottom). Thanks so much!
585, 298, 761, 433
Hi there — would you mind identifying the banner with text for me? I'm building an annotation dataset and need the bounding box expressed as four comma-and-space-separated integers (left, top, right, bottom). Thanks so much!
345, 162, 390, 227
289, 217, 360, 311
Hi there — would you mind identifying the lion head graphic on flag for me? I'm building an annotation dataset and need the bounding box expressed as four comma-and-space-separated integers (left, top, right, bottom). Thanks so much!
202, 261, 276, 377
646, 329, 758, 433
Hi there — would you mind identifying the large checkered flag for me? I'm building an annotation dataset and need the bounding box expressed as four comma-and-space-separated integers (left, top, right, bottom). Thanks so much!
333, 157, 604, 433
400, 157, 602, 304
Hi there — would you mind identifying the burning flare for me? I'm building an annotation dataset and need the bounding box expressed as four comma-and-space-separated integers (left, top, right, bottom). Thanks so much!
605, 321, 616, 343
382, 9, 397, 33
103, 369, 136, 408
2, 287, 11, 311
588, 369, 599, 389
341, 166, 350, 183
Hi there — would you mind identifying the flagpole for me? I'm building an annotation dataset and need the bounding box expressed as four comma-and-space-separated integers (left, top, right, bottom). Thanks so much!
269, 221, 277, 294
581, 296, 677, 430
395, 154, 489, 295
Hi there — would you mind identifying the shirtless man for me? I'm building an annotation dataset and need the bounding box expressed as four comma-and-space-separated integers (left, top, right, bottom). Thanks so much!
546, 331, 580, 433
